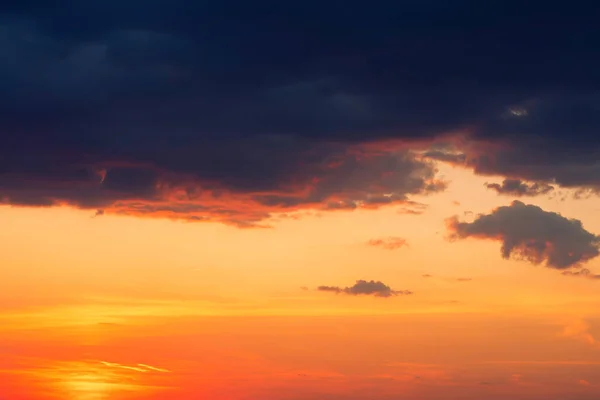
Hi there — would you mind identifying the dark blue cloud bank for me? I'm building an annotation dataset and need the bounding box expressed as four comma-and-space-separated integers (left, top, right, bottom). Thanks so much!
1, 1, 599, 225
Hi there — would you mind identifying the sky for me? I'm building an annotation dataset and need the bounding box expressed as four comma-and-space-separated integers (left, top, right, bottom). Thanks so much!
2, 1, 600, 399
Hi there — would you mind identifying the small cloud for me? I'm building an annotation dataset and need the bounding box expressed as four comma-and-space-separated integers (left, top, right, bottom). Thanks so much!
93, 209, 104, 217
578, 379, 591, 386
446, 201, 600, 269
397, 208, 424, 215
506, 106, 529, 117
423, 150, 466, 164
99, 361, 147, 373
573, 188, 597, 200
397, 201, 428, 215
300, 286, 309, 291
562, 268, 600, 280
485, 179, 554, 197
317, 280, 412, 298
422, 274, 433, 278
367, 237, 408, 250
317, 285, 343, 293
456, 277, 472, 282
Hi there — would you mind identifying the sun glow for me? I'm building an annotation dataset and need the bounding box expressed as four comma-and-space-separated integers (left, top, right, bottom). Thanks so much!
35, 361, 172, 400
62, 373, 127, 400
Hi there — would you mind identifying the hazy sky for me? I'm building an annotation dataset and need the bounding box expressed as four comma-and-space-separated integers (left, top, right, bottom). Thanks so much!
2, 1, 600, 399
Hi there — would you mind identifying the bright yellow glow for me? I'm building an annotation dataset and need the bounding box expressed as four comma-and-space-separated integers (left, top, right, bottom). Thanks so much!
13, 360, 173, 400
62, 373, 125, 400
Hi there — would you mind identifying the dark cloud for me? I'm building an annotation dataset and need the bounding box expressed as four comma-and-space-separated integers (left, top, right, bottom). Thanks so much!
1, 1, 600, 224
562, 268, 600, 280
446, 201, 600, 269
425, 95, 600, 193
468, 95, 600, 191
485, 179, 555, 197
422, 274, 433, 278
0, 146, 444, 227
367, 237, 408, 250
317, 280, 412, 298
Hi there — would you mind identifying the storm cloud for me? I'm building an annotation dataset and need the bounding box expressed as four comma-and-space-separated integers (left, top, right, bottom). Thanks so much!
1, 1, 600, 225
425, 94, 600, 193
446, 201, 600, 269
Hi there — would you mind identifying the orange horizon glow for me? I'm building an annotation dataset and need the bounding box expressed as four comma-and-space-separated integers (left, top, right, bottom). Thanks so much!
2, 165, 600, 399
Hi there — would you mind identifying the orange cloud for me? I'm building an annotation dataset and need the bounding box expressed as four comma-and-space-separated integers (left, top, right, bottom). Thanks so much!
560, 319, 600, 349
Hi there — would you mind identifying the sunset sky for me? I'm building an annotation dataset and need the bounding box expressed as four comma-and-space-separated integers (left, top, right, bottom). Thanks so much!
2, 1, 600, 399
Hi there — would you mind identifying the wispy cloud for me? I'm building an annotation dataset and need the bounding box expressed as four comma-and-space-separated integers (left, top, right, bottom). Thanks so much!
367, 237, 408, 250
137, 363, 171, 373
561, 268, 600, 280
99, 361, 170, 373
485, 179, 554, 197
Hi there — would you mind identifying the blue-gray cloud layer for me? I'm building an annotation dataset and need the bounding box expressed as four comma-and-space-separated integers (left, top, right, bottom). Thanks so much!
2, 1, 600, 223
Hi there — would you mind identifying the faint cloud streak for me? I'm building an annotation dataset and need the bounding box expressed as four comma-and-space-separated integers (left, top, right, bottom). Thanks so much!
367, 237, 408, 250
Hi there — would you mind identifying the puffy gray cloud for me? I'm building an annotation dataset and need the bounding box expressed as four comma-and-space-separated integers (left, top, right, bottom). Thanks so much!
317, 280, 412, 298
446, 201, 600, 269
